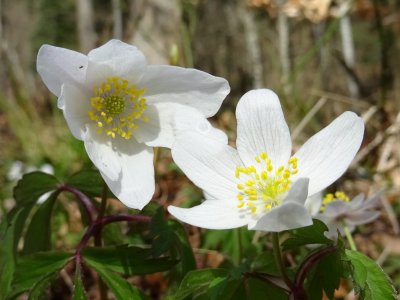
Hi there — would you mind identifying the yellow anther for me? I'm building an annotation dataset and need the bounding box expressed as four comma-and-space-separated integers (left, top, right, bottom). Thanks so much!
88, 76, 148, 140
245, 189, 257, 195
235, 153, 299, 216
283, 170, 290, 179
261, 171, 267, 180
246, 180, 255, 186
320, 191, 350, 212
235, 168, 241, 178
237, 202, 245, 208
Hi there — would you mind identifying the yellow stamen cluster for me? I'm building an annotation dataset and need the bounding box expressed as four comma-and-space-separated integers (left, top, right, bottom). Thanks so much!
320, 191, 350, 212
88, 76, 148, 139
235, 152, 298, 215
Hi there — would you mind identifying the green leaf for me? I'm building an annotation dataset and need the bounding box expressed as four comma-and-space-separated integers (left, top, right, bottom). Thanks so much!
23, 192, 59, 255
85, 258, 148, 300
305, 247, 343, 300
172, 269, 229, 300
244, 277, 288, 300
82, 245, 178, 276
206, 277, 244, 300
170, 221, 197, 275
345, 249, 397, 300
150, 208, 176, 256
73, 264, 88, 300
13, 171, 59, 206
0, 206, 33, 300
150, 208, 196, 278
28, 272, 58, 300
282, 219, 333, 250
11, 251, 72, 298
203, 227, 256, 265
65, 169, 104, 197
251, 252, 279, 275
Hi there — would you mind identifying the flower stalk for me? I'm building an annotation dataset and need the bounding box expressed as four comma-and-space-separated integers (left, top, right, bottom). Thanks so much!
272, 232, 293, 290
94, 183, 109, 300
58, 185, 97, 223
343, 223, 357, 251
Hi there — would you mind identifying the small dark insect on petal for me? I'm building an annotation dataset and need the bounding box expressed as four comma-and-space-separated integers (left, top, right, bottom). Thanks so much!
79, 66, 84, 69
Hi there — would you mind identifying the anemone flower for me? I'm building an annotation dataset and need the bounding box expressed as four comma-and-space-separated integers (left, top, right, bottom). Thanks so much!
315, 192, 381, 239
37, 39, 229, 209
168, 89, 364, 232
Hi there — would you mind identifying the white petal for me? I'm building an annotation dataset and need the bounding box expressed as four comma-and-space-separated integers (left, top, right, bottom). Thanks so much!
304, 192, 323, 216
249, 202, 313, 232
61, 84, 91, 140
346, 211, 380, 225
139, 65, 230, 117
168, 200, 247, 229
323, 220, 345, 240
135, 103, 228, 148
86, 39, 147, 85
236, 89, 291, 168
133, 104, 165, 146
348, 194, 365, 209
101, 139, 155, 210
83, 126, 122, 181
173, 106, 229, 144
363, 192, 382, 209
172, 132, 242, 199
282, 178, 309, 205
37, 44, 88, 99
293, 112, 364, 196
323, 201, 349, 218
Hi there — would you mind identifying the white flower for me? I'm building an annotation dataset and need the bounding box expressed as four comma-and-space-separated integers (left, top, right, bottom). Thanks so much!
314, 192, 381, 239
7, 161, 55, 204
168, 89, 364, 232
37, 39, 229, 209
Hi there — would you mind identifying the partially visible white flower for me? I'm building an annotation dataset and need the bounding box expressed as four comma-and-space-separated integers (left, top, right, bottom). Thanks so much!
37, 39, 230, 209
168, 89, 365, 232
7, 161, 25, 181
314, 192, 381, 239
7, 161, 55, 204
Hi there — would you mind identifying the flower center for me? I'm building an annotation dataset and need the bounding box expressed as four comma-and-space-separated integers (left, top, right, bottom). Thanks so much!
320, 191, 350, 212
88, 76, 148, 140
105, 95, 125, 116
235, 152, 298, 215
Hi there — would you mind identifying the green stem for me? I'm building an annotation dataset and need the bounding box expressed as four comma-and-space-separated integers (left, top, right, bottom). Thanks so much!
271, 232, 293, 289
236, 228, 243, 264
95, 183, 109, 300
343, 224, 357, 251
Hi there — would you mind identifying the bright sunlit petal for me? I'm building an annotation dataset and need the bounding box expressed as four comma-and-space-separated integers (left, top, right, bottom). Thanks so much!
139, 65, 230, 118
168, 200, 248, 229
37, 45, 87, 99
293, 112, 364, 196
236, 89, 292, 168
